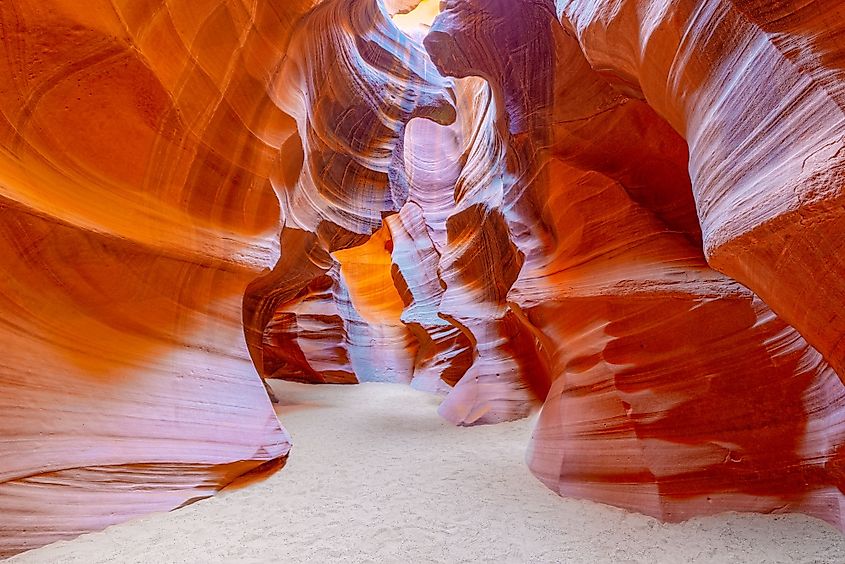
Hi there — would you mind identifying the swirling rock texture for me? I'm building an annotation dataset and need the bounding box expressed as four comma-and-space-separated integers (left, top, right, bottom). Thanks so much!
0, 0, 315, 556
2, 0, 845, 557
557, 0, 845, 380
425, 0, 845, 530
241, 0, 457, 388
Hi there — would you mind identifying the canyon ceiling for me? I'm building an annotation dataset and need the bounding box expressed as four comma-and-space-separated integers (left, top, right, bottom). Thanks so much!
1, 0, 844, 557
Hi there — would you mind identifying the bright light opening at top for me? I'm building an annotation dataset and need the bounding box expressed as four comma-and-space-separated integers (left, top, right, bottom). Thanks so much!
388, 0, 440, 33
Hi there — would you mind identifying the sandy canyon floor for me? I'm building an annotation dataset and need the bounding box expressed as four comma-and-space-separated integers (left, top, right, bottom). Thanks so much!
10, 381, 845, 564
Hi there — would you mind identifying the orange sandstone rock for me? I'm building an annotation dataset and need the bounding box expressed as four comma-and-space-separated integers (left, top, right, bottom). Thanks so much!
557, 0, 845, 380
2, 0, 845, 555
0, 0, 318, 555
428, 0, 845, 530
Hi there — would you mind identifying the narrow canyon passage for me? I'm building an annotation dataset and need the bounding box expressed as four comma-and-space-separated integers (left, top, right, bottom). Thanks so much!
11, 382, 845, 564
3, 0, 845, 556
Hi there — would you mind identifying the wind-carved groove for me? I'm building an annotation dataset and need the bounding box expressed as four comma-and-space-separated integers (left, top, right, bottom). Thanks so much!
1, 0, 845, 558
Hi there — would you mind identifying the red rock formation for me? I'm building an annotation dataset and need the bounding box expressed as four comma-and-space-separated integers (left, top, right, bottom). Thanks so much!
385, 203, 473, 393
428, 0, 845, 531
2, 0, 845, 556
0, 0, 318, 556
262, 263, 358, 384
557, 0, 845, 381
241, 0, 456, 387
333, 225, 419, 383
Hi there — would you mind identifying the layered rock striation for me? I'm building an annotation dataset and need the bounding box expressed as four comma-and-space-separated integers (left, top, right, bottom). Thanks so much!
2, 0, 845, 556
426, 0, 845, 528
0, 0, 316, 555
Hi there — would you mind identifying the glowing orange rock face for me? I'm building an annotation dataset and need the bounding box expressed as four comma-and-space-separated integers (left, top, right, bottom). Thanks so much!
425, 0, 845, 530
558, 0, 845, 380
0, 0, 316, 556
2, 0, 845, 556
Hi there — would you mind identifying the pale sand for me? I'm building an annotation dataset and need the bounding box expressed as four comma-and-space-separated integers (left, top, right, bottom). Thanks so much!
10, 381, 845, 564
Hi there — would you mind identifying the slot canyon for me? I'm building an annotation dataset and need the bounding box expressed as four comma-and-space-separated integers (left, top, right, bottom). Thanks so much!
1, 0, 845, 561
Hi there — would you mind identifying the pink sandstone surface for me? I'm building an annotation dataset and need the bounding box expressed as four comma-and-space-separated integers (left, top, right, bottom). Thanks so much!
1, 0, 844, 556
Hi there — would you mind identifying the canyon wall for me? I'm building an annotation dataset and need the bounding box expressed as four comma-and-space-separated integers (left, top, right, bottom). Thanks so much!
425, 0, 845, 528
0, 0, 315, 556
1, 0, 844, 556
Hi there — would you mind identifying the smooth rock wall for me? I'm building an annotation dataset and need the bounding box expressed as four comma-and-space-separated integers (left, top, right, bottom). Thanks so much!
3, 0, 845, 555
